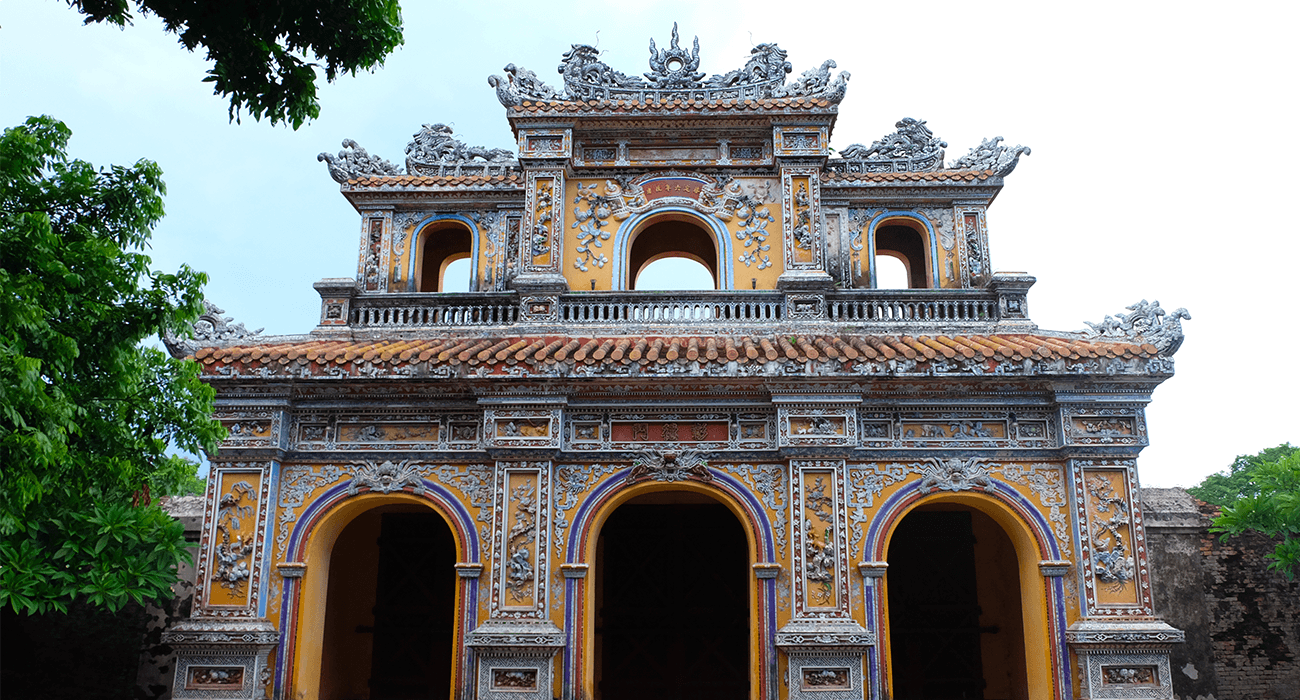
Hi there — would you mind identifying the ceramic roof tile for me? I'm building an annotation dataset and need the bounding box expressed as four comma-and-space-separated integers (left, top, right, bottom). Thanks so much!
190, 332, 1156, 377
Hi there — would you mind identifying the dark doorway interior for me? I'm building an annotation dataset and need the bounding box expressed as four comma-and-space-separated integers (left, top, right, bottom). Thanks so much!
370, 512, 457, 699
888, 510, 985, 699
886, 508, 1027, 700
596, 498, 748, 700
321, 508, 456, 700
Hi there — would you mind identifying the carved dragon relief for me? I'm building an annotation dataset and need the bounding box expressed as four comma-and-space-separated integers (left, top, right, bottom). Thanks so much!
318, 124, 518, 182
1082, 299, 1191, 356
827, 117, 1031, 177
163, 300, 263, 357
489, 24, 848, 106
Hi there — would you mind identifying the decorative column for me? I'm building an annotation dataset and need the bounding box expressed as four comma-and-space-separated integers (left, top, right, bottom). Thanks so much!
465, 460, 564, 700
774, 124, 834, 290
511, 128, 572, 302
777, 459, 874, 700
468, 396, 567, 699
164, 460, 280, 700
1065, 458, 1183, 700
356, 209, 393, 292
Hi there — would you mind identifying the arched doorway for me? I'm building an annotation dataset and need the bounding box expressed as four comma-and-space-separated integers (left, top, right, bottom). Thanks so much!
416, 223, 474, 292
869, 216, 935, 289
627, 215, 720, 290
593, 490, 749, 700
885, 504, 1029, 700
318, 504, 458, 700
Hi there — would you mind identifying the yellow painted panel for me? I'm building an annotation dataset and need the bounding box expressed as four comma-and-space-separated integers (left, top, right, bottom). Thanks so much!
206, 470, 262, 607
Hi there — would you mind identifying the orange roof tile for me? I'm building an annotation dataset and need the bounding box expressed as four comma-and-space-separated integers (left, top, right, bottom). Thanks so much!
192, 333, 1158, 378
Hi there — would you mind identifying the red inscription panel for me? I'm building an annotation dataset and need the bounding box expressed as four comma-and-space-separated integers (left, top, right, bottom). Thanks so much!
641, 178, 707, 201
610, 421, 729, 443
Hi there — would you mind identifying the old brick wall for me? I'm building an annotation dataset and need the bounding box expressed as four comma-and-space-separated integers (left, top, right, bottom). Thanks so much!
135, 495, 204, 700
1143, 487, 1300, 700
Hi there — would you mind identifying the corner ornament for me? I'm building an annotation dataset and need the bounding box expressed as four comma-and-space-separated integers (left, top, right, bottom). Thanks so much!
162, 300, 263, 358
317, 139, 402, 183
949, 136, 1032, 177
1082, 299, 1191, 356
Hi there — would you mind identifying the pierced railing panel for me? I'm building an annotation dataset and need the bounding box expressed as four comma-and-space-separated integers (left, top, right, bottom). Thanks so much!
559, 293, 785, 325
337, 289, 1006, 331
826, 291, 999, 325
349, 293, 520, 329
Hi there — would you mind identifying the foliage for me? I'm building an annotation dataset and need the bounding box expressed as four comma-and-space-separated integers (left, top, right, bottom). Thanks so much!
0, 116, 223, 615
1188, 442, 1298, 506
1209, 449, 1300, 580
65, 0, 404, 129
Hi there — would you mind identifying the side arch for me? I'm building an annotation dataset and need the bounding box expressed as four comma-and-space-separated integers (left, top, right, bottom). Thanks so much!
866, 211, 941, 289
277, 482, 481, 700
610, 207, 735, 290
406, 213, 481, 292
561, 469, 778, 700
864, 481, 1069, 700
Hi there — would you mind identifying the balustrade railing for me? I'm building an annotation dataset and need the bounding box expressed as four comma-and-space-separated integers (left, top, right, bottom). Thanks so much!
339, 289, 1008, 331
561, 292, 785, 325
349, 293, 519, 328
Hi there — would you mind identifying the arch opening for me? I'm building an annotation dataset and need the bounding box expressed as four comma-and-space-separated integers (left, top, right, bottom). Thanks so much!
628, 218, 720, 290
886, 504, 1029, 700
594, 490, 749, 700
318, 504, 458, 700
417, 224, 473, 292
875, 253, 911, 290
874, 219, 931, 289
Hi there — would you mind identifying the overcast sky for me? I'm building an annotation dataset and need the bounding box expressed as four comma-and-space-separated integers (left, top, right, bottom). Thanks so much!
3, 1, 1296, 487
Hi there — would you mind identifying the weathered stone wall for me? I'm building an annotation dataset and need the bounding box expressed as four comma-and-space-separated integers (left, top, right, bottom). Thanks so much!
1142, 487, 1300, 700
136, 495, 204, 700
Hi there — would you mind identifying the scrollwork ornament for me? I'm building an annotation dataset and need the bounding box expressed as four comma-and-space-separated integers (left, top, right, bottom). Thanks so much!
571, 182, 617, 272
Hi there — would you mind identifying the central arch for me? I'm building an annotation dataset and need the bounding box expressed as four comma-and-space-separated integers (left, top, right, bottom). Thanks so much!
595, 490, 748, 699
566, 475, 777, 700
612, 208, 734, 290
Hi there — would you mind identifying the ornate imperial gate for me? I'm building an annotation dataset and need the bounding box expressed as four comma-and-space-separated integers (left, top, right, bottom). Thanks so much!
164, 24, 1189, 700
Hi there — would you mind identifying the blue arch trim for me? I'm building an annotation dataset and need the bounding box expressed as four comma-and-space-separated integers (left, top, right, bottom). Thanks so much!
405, 214, 481, 292
864, 478, 1062, 561
610, 206, 735, 290
285, 479, 480, 563
866, 211, 941, 289
560, 468, 777, 694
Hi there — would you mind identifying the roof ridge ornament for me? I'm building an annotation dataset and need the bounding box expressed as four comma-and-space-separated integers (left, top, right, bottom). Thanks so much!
405, 124, 516, 175
948, 136, 1032, 176
826, 119, 1031, 177
317, 139, 402, 183
163, 301, 263, 358
646, 23, 704, 88
1082, 300, 1191, 356
489, 26, 848, 106
833, 118, 948, 173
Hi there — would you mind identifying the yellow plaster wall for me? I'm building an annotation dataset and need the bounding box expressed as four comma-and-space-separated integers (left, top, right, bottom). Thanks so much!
559, 177, 785, 291
272, 458, 1073, 700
